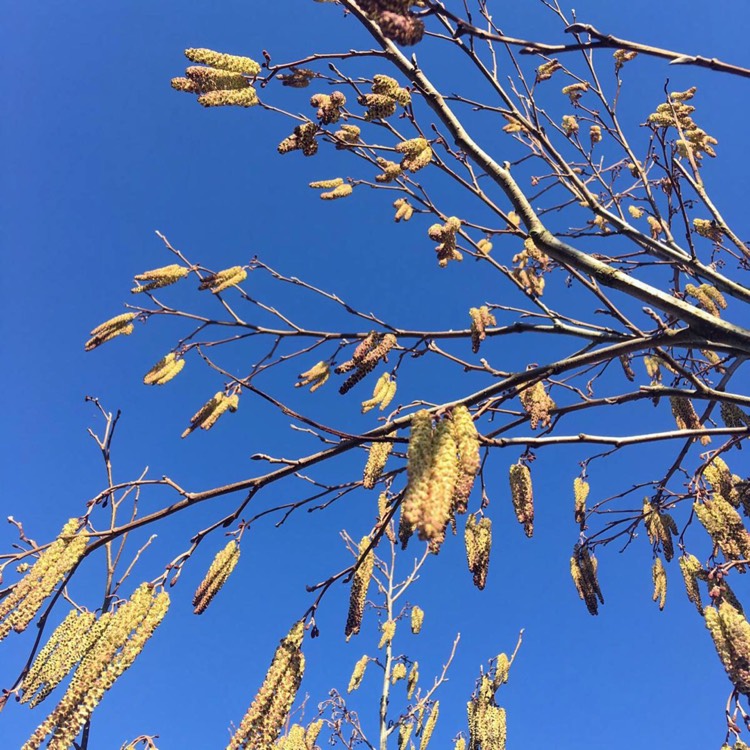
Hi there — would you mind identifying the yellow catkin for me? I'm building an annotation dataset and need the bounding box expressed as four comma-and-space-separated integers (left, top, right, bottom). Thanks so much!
361, 372, 397, 413
464, 514, 492, 590
398, 722, 414, 750
227, 620, 306, 750
1, 520, 88, 642
295, 361, 330, 392
337, 333, 397, 394
363, 438, 394, 489
573, 478, 589, 526
678, 554, 704, 614
428, 217, 463, 267
85, 312, 137, 351
419, 702, 439, 750
393, 198, 414, 222
131, 263, 189, 293
704, 602, 750, 695
143, 352, 185, 386
198, 266, 247, 294
391, 662, 407, 684
377, 492, 396, 544
407, 661, 419, 699
652, 558, 667, 611
184, 49, 260, 75
570, 547, 604, 615
643, 500, 678, 561
181, 392, 239, 438
509, 464, 534, 538
193, 540, 240, 614
704, 455, 738, 506
451, 406, 480, 514
345, 538, 374, 640
348, 655, 368, 693
411, 605, 424, 635
518, 380, 555, 429
469, 306, 496, 354
693, 496, 750, 566
378, 619, 396, 650
198, 87, 259, 108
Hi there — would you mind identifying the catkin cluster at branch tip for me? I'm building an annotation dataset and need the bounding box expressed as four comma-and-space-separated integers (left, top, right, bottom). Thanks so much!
512, 237, 549, 296
278, 122, 319, 156
704, 455, 741, 508
613, 48, 638, 72
393, 197, 414, 222
227, 620, 306, 750
310, 178, 352, 200
411, 605, 424, 635
476, 238, 493, 254
184, 48, 260, 76
348, 655, 369, 693
573, 477, 589, 526
333, 124, 361, 148
561, 81, 589, 103
21, 609, 96, 707
391, 661, 407, 684
131, 263, 189, 294
378, 618, 396, 649
358, 73, 410, 120
519, 380, 556, 430
85, 312, 137, 351
395, 137, 432, 173
678, 554, 704, 614
345, 538, 375, 640
694, 494, 750, 567
509, 464, 534, 538
685, 283, 727, 317
648, 86, 718, 160
589, 124, 602, 145
361, 372, 397, 413
171, 50, 260, 108
198, 265, 247, 294
428, 216, 463, 267
467, 664, 507, 750
693, 218, 723, 242
561, 114, 579, 136
363, 436, 394, 489
23, 584, 169, 750
469, 306, 496, 354
704, 601, 750, 696
419, 702, 439, 750
376, 157, 403, 183
652, 558, 667, 611
310, 91, 346, 124
570, 547, 604, 616
464, 514, 492, 590
193, 540, 240, 615
402, 414, 459, 553
536, 59, 562, 82
377, 492, 396, 543
399, 721, 414, 750
451, 406, 480, 514
278, 68, 316, 89
274, 720, 323, 750
670, 395, 708, 443
336, 332, 398, 394
181, 391, 239, 438
407, 661, 419, 699
143, 352, 185, 386
1, 520, 88, 643
296, 360, 331, 392
643, 500, 678, 561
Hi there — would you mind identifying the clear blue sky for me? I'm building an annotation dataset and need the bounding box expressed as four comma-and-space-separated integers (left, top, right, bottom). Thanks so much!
2, 1, 749, 747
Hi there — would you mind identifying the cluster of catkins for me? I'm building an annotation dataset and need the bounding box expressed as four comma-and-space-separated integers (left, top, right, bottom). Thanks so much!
228, 621, 306, 749
309, 177, 353, 200
335, 332, 398, 394
23, 584, 169, 750
181, 391, 239, 438
428, 216, 463, 267
465, 654, 511, 750
518, 380, 556, 430
400, 406, 481, 553
570, 546, 604, 615
273, 720, 324, 750
171, 48, 260, 108
357, 1, 426, 46
469, 306, 496, 353
358, 74, 411, 120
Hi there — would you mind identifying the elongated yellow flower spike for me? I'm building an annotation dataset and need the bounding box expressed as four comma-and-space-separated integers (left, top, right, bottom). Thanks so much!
395, 138, 433, 172
574, 478, 589, 526
184, 48, 261, 76
143, 352, 185, 386
704, 601, 750, 696
393, 198, 414, 222
193, 540, 240, 615
376, 157, 403, 183
428, 217, 463, 267
361, 372, 396, 413
643, 500, 678, 561
348, 655, 369, 693
391, 662, 407, 684
334, 124, 361, 148
181, 392, 239, 438
411, 605, 424, 635
678, 554, 704, 614
693, 494, 750, 566
337, 334, 398, 394
518, 380, 556, 429
198, 266, 247, 293
310, 91, 346, 124
451, 406, 480, 514
309, 177, 343, 189
464, 514, 492, 590
469, 306, 496, 354
198, 88, 259, 107
509, 464, 534, 538
570, 547, 604, 615
185, 66, 250, 92
85, 312, 137, 351
652, 558, 667, 610
378, 619, 396, 649
407, 661, 419, 699
419, 702, 439, 750
363, 438, 394, 489
131, 263, 189, 293
295, 361, 331, 392
277, 123, 318, 156
345, 538, 374, 640
320, 183, 353, 200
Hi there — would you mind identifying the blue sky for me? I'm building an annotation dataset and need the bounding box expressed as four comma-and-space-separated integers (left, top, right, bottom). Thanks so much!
2, 1, 749, 748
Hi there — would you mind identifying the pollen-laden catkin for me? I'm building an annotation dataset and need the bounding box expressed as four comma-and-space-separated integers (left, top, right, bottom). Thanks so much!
400, 411, 434, 548
643, 500, 678, 562
143, 352, 185, 386
652, 558, 667, 611
295, 361, 331, 392
398, 722, 414, 750
411, 605, 424, 635
419, 702, 439, 750
693, 496, 750, 567
376, 157, 402, 183
451, 406, 480, 514
720, 401, 750, 429
320, 183, 353, 200
704, 601, 750, 696
454, 740, 467, 750
428, 216, 463, 267
536, 58, 562, 82
345, 537, 374, 640
685, 283, 727, 317
518, 380, 555, 429
476, 238, 493, 254
338, 334, 398, 394
589, 124, 602, 145
181, 391, 239, 438
359, 93, 397, 120
393, 197, 414, 222
198, 265, 247, 294
131, 263, 189, 294
21, 609, 96, 707
363, 437, 394, 489
23, 584, 169, 750
693, 218, 723, 242
378, 619, 396, 650
1, 519, 88, 642
509, 464, 534, 538
573, 478, 589, 526
278, 122, 319, 157
704, 455, 739, 507
679, 554, 704, 614
570, 547, 604, 616
227, 620, 306, 750
395, 138, 433, 173
464, 514, 492, 590
309, 177, 343, 190
85, 312, 137, 351
184, 66, 249, 92
407, 661, 419, 699
310, 91, 346, 124
469, 306, 496, 354
347, 655, 369, 693
391, 661, 407, 685
198, 87, 259, 108
278, 68, 316, 89
361, 372, 397, 413
377, 492, 396, 544
184, 48, 261, 76
192, 540, 240, 615
333, 124, 361, 148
